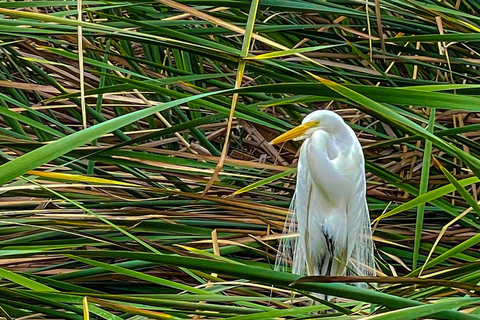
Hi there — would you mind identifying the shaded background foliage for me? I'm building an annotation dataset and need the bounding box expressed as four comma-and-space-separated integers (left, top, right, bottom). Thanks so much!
0, 0, 479, 319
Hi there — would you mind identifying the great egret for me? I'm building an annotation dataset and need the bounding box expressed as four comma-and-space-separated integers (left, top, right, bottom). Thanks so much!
272, 110, 375, 282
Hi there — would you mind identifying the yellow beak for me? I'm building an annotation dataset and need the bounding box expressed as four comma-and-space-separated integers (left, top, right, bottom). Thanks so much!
270, 121, 318, 145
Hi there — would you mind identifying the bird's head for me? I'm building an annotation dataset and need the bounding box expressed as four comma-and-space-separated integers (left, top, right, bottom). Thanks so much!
270, 110, 346, 144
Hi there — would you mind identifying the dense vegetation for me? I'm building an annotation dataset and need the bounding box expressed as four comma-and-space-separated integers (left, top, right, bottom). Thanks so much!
0, 0, 480, 318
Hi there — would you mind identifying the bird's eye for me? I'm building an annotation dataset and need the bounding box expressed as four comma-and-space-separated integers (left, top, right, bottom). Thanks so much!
314, 121, 320, 126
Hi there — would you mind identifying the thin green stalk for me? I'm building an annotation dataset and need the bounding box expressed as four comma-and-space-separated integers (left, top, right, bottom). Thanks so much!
413, 108, 435, 269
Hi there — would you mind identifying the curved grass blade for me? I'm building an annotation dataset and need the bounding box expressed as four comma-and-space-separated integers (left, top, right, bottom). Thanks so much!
67, 255, 208, 295
222, 304, 331, 320
363, 298, 480, 320
375, 176, 479, 221
0, 89, 229, 186
433, 158, 480, 218
233, 167, 297, 195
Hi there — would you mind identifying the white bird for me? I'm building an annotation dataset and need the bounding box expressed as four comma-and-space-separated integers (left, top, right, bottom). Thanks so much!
272, 110, 375, 282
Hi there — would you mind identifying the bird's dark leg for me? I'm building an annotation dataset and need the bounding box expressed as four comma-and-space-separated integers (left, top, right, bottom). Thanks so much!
323, 233, 335, 276
321, 232, 335, 304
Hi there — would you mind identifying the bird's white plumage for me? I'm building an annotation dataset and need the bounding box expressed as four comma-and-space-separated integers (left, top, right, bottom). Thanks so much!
275, 110, 375, 282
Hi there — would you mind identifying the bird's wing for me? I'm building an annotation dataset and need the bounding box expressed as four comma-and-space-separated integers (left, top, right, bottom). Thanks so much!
275, 141, 322, 276
275, 142, 310, 275
345, 150, 376, 279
